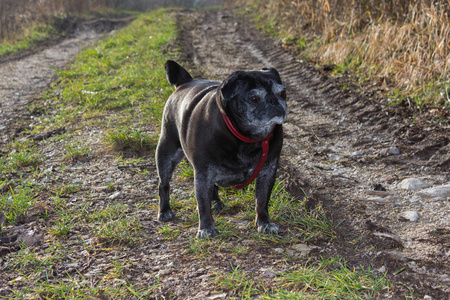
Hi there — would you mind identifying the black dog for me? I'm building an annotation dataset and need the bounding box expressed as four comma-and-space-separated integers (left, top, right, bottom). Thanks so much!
156, 60, 287, 238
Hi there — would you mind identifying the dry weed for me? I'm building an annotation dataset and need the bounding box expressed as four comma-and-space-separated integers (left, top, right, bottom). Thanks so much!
229, 0, 450, 107
0, 0, 107, 40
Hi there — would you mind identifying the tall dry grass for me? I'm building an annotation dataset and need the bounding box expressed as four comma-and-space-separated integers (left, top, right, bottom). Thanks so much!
228, 0, 450, 107
0, 0, 108, 40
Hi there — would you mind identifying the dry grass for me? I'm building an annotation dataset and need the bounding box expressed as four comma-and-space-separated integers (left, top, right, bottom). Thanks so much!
228, 0, 450, 108
0, 0, 108, 40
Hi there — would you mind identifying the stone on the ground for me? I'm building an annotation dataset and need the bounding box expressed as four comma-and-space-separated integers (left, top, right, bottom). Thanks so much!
417, 184, 450, 198
380, 146, 401, 155
401, 211, 420, 222
399, 178, 431, 191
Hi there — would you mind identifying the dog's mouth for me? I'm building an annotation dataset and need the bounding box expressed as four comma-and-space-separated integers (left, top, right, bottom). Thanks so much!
269, 109, 287, 124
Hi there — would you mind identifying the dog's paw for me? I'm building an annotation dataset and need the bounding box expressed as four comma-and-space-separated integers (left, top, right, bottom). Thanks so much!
211, 199, 225, 212
257, 221, 280, 234
158, 210, 175, 222
197, 227, 219, 239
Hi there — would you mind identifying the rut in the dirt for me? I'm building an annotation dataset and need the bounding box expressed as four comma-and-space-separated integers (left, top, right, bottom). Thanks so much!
182, 9, 449, 298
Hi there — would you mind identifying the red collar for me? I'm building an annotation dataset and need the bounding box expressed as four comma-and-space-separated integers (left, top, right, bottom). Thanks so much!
222, 113, 272, 189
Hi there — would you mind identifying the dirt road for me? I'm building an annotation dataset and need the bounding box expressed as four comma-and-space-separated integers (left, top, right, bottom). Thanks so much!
0, 9, 448, 298
181, 8, 449, 295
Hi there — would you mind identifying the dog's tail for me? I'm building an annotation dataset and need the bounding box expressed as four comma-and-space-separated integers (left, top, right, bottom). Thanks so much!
165, 60, 193, 88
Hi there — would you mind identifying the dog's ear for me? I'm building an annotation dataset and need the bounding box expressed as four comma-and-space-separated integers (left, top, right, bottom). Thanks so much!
165, 60, 193, 88
262, 67, 282, 84
220, 72, 244, 100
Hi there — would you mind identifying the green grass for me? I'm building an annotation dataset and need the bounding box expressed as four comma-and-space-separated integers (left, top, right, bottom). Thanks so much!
47, 12, 174, 122
0, 185, 36, 224
6, 140, 43, 169
106, 126, 157, 154
214, 257, 390, 299
0, 23, 57, 56
63, 142, 91, 162
87, 204, 143, 245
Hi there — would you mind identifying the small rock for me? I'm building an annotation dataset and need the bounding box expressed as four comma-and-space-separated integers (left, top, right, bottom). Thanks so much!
351, 151, 364, 156
208, 293, 227, 299
240, 239, 256, 246
365, 197, 393, 203
9, 276, 24, 284
430, 197, 446, 202
108, 191, 123, 200
273, 248, 284, 254
261, 268, 278, 278
377, 266, 386, 273
372, 232, 402, 243
417, 184, 450, 198
380, 146, 400, 155
290, 243, 313, 257
328, 154, 340, 161
16, 230, 43, 246
157, 269, 171, 277
63, 262, 79, 268
285, 249, 295, 256
291, 243, 312, 252
410, 195, 422, 203
399, 178, 431, 191
384, 250, 408, 261
400, 211, 420, 222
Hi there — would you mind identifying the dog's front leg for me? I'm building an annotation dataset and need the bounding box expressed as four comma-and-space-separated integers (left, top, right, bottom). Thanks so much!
194, 171, 219, 238
255, 163, 280, 234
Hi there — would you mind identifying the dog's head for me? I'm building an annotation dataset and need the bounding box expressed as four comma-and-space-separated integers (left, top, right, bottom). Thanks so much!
218, 68, 288, 140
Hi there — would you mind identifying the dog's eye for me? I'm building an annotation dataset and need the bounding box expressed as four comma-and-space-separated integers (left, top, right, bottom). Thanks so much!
280, 90, 287, 100
249, 95, 260, 103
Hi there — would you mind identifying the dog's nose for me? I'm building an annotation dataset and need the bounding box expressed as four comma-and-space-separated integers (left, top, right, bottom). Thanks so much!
271, 105, 287, 119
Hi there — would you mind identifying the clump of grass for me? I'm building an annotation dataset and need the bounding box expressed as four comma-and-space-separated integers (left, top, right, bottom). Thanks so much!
63, 143, 91, 162
0, 186, 36, 224
214, 265, 268, 298
87, 204, 142, 245
106, 126, 157, 154
157, 224, 182, 240
8, 143, 42, 169
48, 203, 79, 237
233, 0, 450, 109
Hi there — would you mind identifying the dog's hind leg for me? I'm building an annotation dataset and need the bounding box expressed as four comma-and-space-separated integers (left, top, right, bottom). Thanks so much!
155, 134, 184, 222
211, 185, 225, 212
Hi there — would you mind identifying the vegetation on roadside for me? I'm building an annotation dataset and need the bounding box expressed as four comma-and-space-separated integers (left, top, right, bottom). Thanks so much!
0, 23, 58, 57
228, 0, 450, 111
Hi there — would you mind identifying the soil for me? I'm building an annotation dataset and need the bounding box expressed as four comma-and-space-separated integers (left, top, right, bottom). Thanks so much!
0, 9, 449, 299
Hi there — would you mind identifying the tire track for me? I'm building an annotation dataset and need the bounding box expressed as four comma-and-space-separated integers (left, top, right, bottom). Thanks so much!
180, 9, 449, 297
